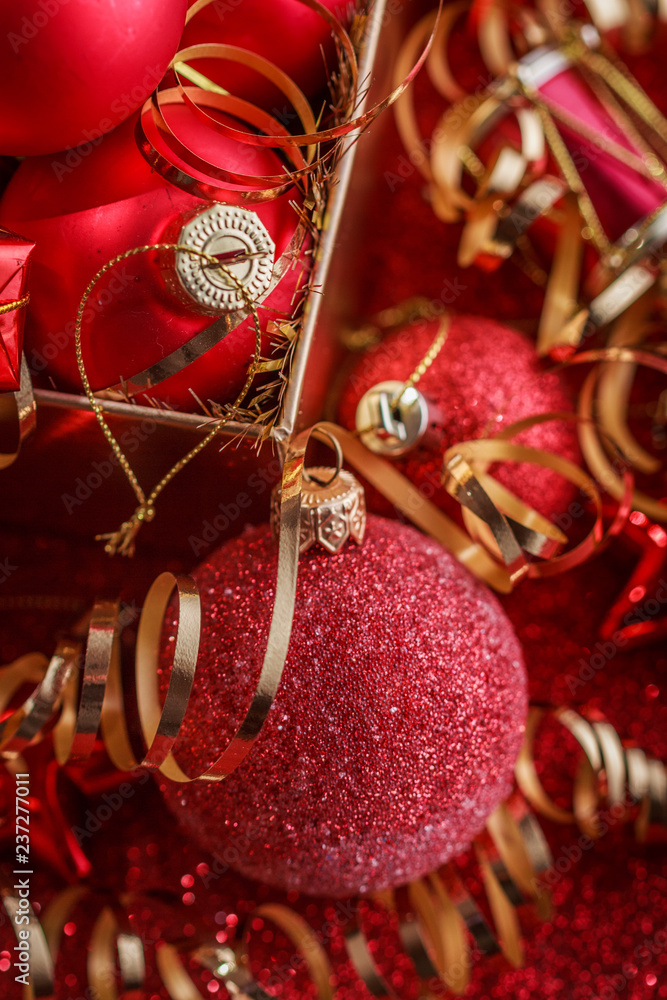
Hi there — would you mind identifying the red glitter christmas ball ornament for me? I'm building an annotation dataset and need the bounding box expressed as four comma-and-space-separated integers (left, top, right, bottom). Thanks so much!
337, 314, 581, 521
0, 112, 308, 411
0, 0, 188, 156
159, 514, 527, 898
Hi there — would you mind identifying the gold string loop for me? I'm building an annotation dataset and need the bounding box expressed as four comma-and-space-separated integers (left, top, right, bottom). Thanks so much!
74, 242, 264, 556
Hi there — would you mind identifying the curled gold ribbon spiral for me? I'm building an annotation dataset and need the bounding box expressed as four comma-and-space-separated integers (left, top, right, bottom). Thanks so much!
2, 739, 660, 1000
443, 410, 634, 581
138, 0, 444, 203
343, 796, 552, 999
575, 344, 667, 522
2, 594, 663, 997
3, 696, 664, 1000
341, 315, 667, 586
516, 706, 667, 842
311, 415, 631, 593
393, 2, 667, 353
0, 792, 552, 1000
3, 385, 644, 798
0, 425, 352, 780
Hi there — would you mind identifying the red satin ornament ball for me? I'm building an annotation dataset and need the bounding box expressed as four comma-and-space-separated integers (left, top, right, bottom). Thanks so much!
159, 515, 528, 898
180, 0, 352, 107
337, 315, 581, 521
0, 0, 188, 156
0, 112, 308, 411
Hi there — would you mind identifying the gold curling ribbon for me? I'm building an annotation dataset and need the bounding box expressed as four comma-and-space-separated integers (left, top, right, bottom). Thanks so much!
536, 193, 586, 357
428, 79, 546, 229
139, 804, 552, 1000
443, 440, 570, 585
393, 0, 542, 206
16, 686, 644, 1000
177, 903, 334, 1000
180, 0, 356, 146
516, 706, 667, 842
261, 417, 629, 593
475, 0, 516, 77
1, 887, 146, 1000
392, 3, 468, 192
594, 298, 661, 476
443, 411, 634, 580
1, 887, 333, 1000
430, 344, 667, 569
139, 84, 313, 205
1, 889, 57, 1000
315, 410, 630, 590
138, 0, 341, 201
343, 796, 552, 998
341, 306, 667, 585
1, 755, 653, 1000
0, 425, 351, 780
394, 3, 667, 350
313, 422, 524, 593
0, 645, 77, 757
575, 344, 667, 522
139, 0, 444, 202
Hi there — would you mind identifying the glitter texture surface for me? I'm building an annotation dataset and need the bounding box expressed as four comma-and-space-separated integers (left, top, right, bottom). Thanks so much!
337, 315, 581, 522
158, 515, 528, 897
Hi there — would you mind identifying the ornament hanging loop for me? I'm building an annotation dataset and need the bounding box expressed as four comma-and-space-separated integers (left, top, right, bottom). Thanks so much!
302, 427, 344, 487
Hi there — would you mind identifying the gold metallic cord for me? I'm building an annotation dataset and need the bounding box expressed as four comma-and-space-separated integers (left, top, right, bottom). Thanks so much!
0, 293, 30, 314
74, 243, 264, 556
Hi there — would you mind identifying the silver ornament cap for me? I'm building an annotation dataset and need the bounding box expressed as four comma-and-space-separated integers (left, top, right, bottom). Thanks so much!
175, 204, 275, 314
271, 467, 366, 555
355, 380, 429, 456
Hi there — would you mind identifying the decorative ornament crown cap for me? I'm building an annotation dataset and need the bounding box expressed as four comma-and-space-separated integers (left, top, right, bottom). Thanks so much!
271, 467, 366, 555
174, 203, 275, 314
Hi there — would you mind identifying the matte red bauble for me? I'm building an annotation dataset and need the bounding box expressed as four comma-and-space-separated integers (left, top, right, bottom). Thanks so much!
159, 515, 527, 898
0, 113, 307, 411
180, 0, 351, 107
0, 0, 188, 155
337, 314, 580, 521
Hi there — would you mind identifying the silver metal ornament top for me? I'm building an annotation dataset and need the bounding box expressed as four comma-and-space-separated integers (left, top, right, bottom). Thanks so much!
175, 204, 275, 314
355, 380, 429, 456
271, 467, 366, 555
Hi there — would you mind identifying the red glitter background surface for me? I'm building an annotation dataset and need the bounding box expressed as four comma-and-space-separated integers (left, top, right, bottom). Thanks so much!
1, 0, 667, 997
